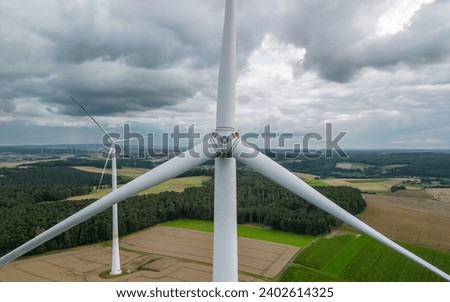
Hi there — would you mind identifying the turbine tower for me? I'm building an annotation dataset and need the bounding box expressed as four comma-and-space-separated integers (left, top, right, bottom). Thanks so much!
213, 0, 237, 281
70, 96, 122, 275
1, 0, 450, 282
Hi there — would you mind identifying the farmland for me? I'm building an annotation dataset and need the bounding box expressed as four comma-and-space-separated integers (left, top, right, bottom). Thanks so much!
279, 232, 450, 282
161, 219, 317, 247
0, 225, 300, 282
278, 183, 450, 282
322, 177, 415, 193
1, 149, 450, 282
427, 188, 450, 202
358, 192, 450, 251
68, 175, 211, 200
293, 172, 329, 186
73, 166, 149, 180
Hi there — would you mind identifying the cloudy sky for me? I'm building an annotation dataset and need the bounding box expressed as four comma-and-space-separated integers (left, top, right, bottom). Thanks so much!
0, 0, 449, 149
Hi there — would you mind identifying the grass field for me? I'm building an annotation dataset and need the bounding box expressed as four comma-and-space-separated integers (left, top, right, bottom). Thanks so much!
139, 176, 210, 194
302, 178, 329, 187
293, 173, 329, 187
68, 176, 211, 200
279, 232, 450, 282
161, 219, 317, 247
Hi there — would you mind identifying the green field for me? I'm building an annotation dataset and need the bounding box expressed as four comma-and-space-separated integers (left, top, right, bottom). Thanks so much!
302, 178, 329, 187
280, 233, 450, 282
68, 176, 210, 200
139, 176, 210, 194
279, 265, 343, 282
161, 219, 317, 247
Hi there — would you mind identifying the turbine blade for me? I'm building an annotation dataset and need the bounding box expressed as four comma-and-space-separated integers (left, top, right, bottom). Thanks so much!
233, 140, 450, 281
69, 96, 114, 142
0, 142, 216, 267
98, 147, 113, 191
216, 0, 236, 129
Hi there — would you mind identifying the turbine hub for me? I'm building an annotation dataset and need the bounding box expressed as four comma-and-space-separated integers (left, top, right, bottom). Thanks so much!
210, 129, 240, 157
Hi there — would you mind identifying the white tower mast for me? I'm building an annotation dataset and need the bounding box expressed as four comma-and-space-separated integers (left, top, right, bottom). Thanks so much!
213, 0, 238, 282
110, 146, 121, 275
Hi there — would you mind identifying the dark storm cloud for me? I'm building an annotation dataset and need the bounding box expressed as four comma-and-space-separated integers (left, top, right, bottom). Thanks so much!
1, 0, 450, 149
0, 0, 229, 117
51, 60, 208, 116
2, 0, 449, 110
36, 0, 224, 69
269, 0, 385, 82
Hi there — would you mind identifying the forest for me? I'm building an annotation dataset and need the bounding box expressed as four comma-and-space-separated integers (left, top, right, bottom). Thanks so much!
0, 165, 365, 258
0, 166, 119, 205
281, 151, 450, 178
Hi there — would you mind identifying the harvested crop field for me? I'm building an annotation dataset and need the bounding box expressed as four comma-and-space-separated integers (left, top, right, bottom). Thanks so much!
426, 188, 450, 202
323, 178, 416, 192
0, 226, 299, 282
358, 192, 450, 251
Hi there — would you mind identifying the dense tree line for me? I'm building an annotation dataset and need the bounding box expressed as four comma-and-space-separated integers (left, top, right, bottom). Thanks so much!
390, 185, 406, 193
0, 166, 115, 204
0, 166, 110, 186
18, 151, 450, 178
0, 165, 366, 257
25, 158, 214, 176
236, 170, 365, 235
281, 152, 450, 178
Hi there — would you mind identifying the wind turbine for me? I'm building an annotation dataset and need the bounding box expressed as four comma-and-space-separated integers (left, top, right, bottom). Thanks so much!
1, 0, 449, 282
70, 96, 122, 275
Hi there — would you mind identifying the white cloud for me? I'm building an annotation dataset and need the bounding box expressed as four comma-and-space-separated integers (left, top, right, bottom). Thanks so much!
376, 0, 434, 36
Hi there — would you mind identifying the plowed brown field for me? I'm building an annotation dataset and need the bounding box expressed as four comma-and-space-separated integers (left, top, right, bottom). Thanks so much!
0, 226, 299, 282
358, 191, 450, 251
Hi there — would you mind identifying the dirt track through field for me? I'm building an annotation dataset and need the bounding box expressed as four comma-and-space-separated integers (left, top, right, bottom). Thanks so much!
0, 226, 299, 282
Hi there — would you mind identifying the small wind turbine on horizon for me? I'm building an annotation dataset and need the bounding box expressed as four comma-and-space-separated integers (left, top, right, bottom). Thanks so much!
1, 0, 449, 282
70, 96, 122, 276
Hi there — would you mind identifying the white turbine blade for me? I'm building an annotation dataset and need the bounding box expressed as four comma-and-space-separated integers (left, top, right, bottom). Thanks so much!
98, 147, 113, 191
0, 142, 215, 267
216, 0, 236, 130
233, 141, 450, 281
69, 96, 115, 142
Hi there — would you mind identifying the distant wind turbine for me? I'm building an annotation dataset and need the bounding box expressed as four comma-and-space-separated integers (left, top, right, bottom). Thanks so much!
70, 96, 122, 275
1, 0, 449, 282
